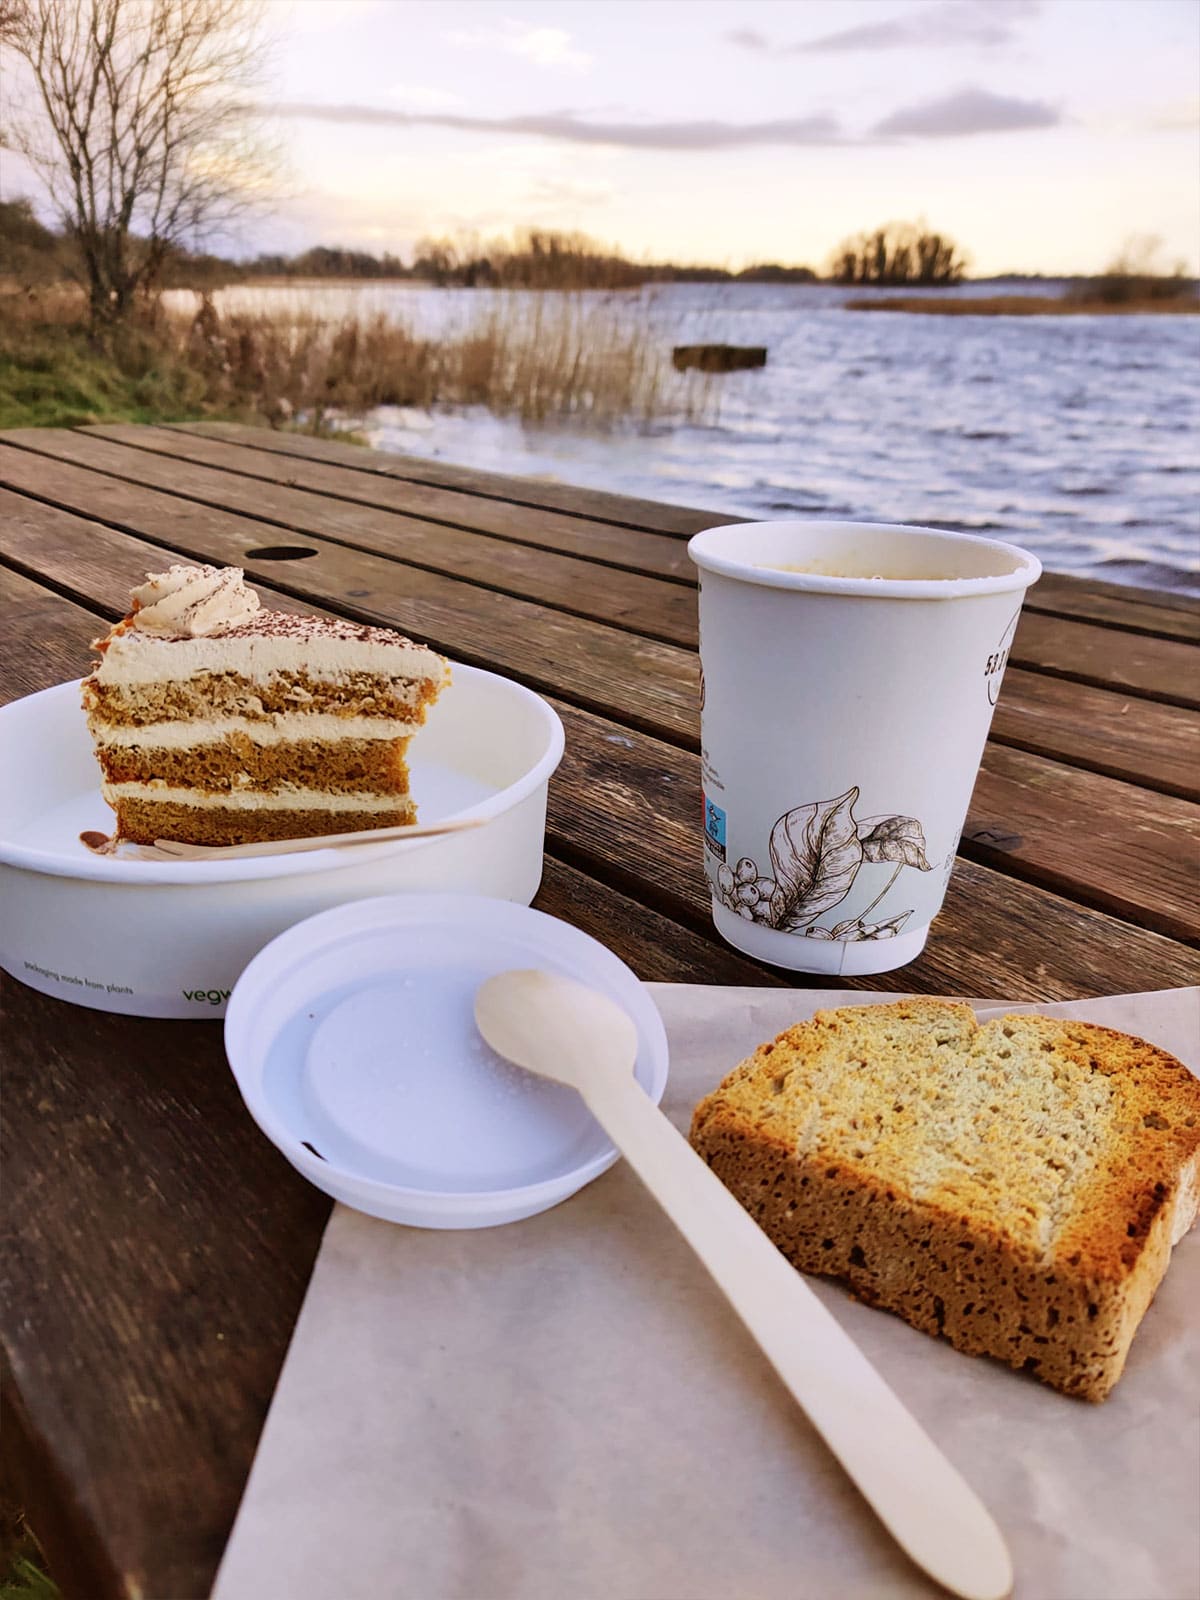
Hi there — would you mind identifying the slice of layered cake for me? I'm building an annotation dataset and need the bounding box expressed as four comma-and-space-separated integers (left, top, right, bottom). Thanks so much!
82, 564, 450, 846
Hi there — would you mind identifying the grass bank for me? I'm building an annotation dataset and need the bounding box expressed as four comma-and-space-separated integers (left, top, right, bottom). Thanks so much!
0, 1507, 57, 1600
0, 286, 712, 434
0, 291, 220, 430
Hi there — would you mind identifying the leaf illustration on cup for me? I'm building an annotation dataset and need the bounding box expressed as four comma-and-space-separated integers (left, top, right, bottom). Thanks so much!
768, 786, 863, 931
856, 815, 932, 871
829, 908, 914, 941
713, 787, 933, 940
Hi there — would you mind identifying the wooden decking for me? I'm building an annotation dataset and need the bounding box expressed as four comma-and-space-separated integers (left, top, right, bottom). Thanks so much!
1, 421, 1197, 1599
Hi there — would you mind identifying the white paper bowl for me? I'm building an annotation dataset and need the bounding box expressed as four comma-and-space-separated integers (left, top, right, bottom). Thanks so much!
224, 895, 671, 1228
0, 670, 564, 1018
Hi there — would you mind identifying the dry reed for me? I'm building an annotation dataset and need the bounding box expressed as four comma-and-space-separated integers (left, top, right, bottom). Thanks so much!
0, 281, 716, 431
162, 290, 715, 430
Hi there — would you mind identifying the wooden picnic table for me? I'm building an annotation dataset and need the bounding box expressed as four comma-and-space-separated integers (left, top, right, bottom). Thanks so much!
1, 421, 1197, 1600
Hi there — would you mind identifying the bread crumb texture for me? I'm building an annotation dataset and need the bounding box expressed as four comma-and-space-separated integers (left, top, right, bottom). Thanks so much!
688, 1000, 1200, 1401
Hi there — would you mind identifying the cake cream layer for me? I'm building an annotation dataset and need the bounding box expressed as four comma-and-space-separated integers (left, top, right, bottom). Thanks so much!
102, 781, 409, 811
89, 713, 417, 747
90, 612, 449, 690
96, 737, 412, 794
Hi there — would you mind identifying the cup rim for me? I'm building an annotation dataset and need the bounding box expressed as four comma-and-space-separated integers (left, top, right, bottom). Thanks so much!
688, 519, 1042, 599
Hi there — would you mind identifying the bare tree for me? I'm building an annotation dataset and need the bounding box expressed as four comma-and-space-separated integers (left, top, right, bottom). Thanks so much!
830, 222, 968, 287
4, 0, 271, 325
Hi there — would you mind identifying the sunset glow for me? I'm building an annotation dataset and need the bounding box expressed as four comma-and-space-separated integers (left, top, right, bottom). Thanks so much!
254, 0, 1200, 276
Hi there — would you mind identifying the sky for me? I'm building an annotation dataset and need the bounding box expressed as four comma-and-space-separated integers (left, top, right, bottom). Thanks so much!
5, 0, 1200, 275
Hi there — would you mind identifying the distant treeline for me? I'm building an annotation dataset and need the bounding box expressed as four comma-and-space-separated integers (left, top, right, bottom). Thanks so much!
2, 203, 1191, 302
0, 208, 818, 290
247, 230, 820, 288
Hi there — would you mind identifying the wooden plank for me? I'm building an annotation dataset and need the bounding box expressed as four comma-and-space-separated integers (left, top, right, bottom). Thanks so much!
989, 668, 1199, 803
545, 700, 1200, 967
163, 425, 1200, 642
4, 472, 1194, 816
964, 744, 1200, 942
0, 852, 785, 1600
0, 468, 703, 746
0, 564, 108, 698
169, 419, 729, 536
1028, 572, 1200, 645
4, 483, 1197, 939
3, 565, 1199, 1600
0, 978, 331, 1600
1, 1373, 127, 1600
82, 423, 697, 585
537, 858, 786, 986
0, 429, 698, 648
11, 431, 1200, 732
38, 427, 1199, 712
1010, 609, 1199, 708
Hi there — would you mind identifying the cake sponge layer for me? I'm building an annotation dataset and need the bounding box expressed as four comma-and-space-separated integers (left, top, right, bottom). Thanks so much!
94, 736, 413, 795
113, 797, 417, 847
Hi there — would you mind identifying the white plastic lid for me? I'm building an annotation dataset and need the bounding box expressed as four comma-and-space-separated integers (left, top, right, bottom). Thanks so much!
224, 894, 670, 1229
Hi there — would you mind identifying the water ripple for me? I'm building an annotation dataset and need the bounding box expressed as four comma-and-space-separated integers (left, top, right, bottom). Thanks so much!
286, 280, 1200, 597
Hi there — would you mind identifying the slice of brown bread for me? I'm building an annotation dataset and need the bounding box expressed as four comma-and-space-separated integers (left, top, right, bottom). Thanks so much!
688, 999, 1200, 1401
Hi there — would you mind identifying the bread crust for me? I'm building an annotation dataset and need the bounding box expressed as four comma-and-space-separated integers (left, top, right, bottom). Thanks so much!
688, 1000, 1200, 1401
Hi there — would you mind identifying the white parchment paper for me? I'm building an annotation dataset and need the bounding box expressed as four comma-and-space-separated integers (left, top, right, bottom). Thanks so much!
214, 987, 1200, 1600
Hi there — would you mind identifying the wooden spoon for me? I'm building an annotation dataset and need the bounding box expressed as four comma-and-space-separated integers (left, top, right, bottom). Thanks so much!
81, 814, 483, 862
474, 969, 1013, 1600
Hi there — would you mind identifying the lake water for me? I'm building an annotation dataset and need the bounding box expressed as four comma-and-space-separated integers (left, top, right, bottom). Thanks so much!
204, 281, 1200, 595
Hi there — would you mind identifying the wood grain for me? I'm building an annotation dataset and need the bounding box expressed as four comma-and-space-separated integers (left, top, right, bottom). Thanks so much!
0, 977, 332, 1600
3, 463, 1200, 1600
3, 470, 1194, 818
0, 429, 698, 647
544, 700, 1200, 970
0, 470, 703, 744
83, 423, 697, 584
4, 438, 1196, 742
69, 426, 1200, 649
966, 743, 1200, 941
3, 482, 1195, 940
164, 426, 1200, 641
169, 419, 731, 535
1028, 573, 1200, 645
1010, 608, 1200, 708
988, 668, 1200, 802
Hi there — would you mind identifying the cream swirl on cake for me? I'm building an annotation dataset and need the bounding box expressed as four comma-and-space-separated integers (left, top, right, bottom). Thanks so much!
128, 563, 261, 635
83, 565, 450, 847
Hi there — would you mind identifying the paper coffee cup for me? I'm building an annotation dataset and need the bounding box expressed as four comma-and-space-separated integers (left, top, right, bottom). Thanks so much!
689, 521, 1041, 975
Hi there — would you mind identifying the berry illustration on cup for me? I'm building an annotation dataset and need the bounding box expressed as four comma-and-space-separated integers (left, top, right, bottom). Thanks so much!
713, 786, 932, 942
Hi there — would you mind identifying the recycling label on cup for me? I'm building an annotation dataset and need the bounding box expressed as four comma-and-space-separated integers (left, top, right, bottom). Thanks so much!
703, 794, 727, 862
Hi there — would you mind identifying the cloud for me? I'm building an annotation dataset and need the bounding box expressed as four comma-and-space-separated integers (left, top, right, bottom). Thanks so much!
389, 84, 466, 112
265, 89, 1058, 150
446, 20, 591, 71
265, 103, 843, 150
725, 28, 769, 50
873, 87, 1059, 136
729, 0, 1038, 56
